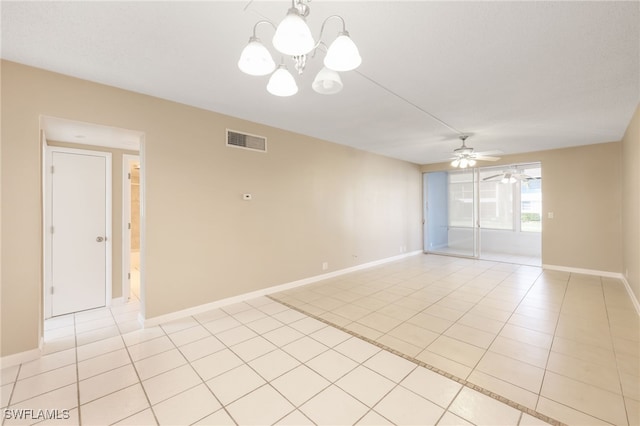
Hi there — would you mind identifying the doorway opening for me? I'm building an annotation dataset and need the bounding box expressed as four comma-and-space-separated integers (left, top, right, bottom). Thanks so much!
123, 155, 141, 302
423, 163, 542, 266
40, 116, 145, 350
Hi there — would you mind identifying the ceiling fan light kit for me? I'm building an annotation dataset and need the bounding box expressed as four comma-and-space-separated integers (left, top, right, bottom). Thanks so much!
450, 135, 500, 169
238, 0, 361, 96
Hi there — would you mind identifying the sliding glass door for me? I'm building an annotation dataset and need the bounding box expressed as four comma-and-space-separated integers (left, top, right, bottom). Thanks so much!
424, 169, 478, 258
478, 164, 542, 265
423, 163, 542, 265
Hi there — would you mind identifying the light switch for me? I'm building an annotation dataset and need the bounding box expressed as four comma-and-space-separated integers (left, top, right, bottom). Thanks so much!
547, 212, 554, 219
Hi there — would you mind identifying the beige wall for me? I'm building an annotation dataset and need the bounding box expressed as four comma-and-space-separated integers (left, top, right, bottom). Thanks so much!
0, 61, 423, 356
46, 141, 139, 299
422, 142, 623, 273
622, 104, 640, 302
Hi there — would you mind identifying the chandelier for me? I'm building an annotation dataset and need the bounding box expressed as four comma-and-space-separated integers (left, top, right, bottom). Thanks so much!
238, 0, 362, 96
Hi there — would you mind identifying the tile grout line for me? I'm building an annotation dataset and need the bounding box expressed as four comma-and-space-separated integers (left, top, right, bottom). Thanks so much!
162, 317, 239, 426
199, 303, 364, 423
193, 302, 383, 424
429, 266, 542, 376
432, 383, 465, 425
600, 276, 633, 426
1, 364, 22, 426
540, 275, 631, 425
535, 271, 570, 419
463, 267, 550, 402
268, 294, 568, 426
109, 308, 160, 426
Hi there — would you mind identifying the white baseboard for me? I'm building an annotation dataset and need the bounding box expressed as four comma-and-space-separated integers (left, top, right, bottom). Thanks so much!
542, 264, 622, 279
144, 250, 422, 327
543, 264, 640, 316
0, 347, 42, 369
621, 275, 640, 316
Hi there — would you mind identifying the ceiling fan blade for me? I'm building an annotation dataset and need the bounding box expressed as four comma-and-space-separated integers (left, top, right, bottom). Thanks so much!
474, 150, 503, 157
513, 173, 533, 180
474, 155, 500, 161
482, 174, 503, 181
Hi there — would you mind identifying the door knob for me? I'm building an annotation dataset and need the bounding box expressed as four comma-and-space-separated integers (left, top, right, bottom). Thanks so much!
96, 236, 105, 242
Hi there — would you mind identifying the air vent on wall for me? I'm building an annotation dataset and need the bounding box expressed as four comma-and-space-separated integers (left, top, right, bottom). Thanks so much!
226, 129, 267, 152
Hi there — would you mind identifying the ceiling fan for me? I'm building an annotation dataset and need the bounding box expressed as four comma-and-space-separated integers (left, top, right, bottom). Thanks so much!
482, 168, 533, 183
450, 135, 500, 168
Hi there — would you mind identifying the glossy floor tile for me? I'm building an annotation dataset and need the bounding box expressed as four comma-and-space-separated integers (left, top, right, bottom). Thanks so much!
2, 294, 552, 426
272, 254, 640, 426
2, 254, 637, 425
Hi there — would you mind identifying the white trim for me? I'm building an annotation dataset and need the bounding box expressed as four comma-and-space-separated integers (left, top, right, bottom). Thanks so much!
42, 130, 51, 326
0, 348, 42, 369
144, 250, 422, 327
621, 276, 640, 316
137, 312, 146, 327
106, 152, 113, 307
122, 154, 140, 302
139, 135, 147, 320
543, 264, 640, 316
44, 146, 112, 317
542, 264, 623, 279
111, 297, 125, 306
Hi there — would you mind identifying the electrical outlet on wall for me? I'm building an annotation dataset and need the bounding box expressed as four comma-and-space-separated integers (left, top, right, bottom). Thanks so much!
322, 262, 329, 271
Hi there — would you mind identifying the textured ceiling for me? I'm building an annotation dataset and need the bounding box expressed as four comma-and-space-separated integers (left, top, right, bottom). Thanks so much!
2, 1, 639, 164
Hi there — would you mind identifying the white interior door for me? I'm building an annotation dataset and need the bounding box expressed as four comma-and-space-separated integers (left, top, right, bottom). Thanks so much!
50, 149, 110, 316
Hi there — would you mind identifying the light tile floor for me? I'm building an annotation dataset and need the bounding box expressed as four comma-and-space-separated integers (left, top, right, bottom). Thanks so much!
5, 295, 547, 426
430, 248, 541, 267
1, 254, 637, 425
271, 254, 640, 426
480, 251, 541, 268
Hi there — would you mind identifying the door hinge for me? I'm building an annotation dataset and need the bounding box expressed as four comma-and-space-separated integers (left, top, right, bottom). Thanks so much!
128, 222, 131, 230
51, 287, 54, 295
51, 226, 54, 234
128, 173, 131, 180
128, 272, 131, 280
51, 166, 55, 174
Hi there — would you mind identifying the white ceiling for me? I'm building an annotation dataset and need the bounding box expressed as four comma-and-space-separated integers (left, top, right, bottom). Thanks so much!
2, 1, 639, 164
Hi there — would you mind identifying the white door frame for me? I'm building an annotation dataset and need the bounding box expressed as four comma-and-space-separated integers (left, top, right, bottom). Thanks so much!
44, 145, 112, 319
122, 154, 140, 301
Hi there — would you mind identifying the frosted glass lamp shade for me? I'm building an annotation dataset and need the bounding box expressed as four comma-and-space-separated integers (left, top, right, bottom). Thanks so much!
238, 37, 276, 76
312, 67, 343, 94
272, 8, 315, 56
467, 159, 476, 167
451, 159, 460, 168
324, 31, 361, 72
267, 65, 298, 97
